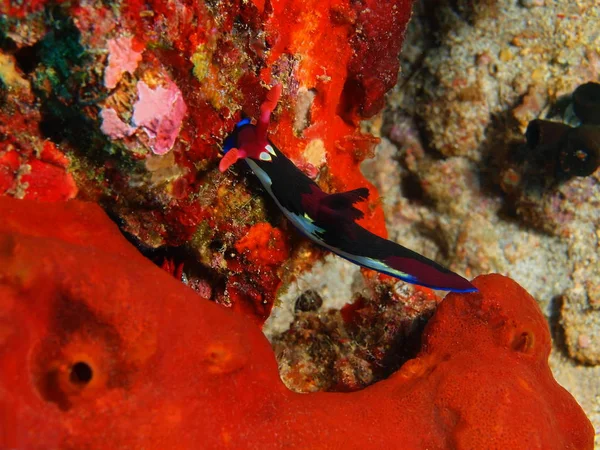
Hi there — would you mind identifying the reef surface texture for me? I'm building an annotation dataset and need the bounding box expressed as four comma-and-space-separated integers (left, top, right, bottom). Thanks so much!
359, 0, 600, 440
0, 197, 594, 449
389, 0, 600, 363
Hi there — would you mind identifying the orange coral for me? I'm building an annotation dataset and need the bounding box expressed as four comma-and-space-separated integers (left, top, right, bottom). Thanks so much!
256, 0, 404, 237
19, 142, 78, 202
0, 119, 77, 202
227, 223, 289, 323
235, 222, 289, 265
0, 197, 593, 449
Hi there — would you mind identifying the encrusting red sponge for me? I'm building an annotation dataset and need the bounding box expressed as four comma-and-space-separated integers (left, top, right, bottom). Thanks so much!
0, 197, 593, 449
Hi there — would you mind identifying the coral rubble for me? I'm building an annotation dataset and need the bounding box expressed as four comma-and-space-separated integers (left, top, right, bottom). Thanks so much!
0, 197, 593, 449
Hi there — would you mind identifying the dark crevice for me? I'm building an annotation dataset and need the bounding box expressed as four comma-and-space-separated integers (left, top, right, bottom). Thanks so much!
377, 314, 432, 380
14, 43, 41, 74
400, 172, 426, 204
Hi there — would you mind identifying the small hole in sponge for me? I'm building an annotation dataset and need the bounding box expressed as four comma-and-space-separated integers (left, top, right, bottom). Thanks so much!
70, 361, 93, 385
512, 331, 535, 354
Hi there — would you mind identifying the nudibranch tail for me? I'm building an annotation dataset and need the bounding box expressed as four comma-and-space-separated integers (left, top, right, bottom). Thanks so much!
381, 255, 477, 293
220, 84, 478, 293
310, 219, 477, 293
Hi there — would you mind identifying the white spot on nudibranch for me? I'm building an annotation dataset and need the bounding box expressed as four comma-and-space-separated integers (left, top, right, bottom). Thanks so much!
259, 151, 272, 161
265, 144, 276, 156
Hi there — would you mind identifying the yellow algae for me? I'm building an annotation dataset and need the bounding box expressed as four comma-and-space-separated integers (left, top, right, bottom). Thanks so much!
303, 138, 326, 168
0, 52, 29, 90
191, 44, 212, 82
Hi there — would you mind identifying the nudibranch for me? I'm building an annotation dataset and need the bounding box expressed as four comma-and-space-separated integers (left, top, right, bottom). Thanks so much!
219, 85, 476, 293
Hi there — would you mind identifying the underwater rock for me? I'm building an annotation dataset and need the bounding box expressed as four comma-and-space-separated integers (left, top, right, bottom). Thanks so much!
412, 0, 599, 159
0, 196, 593, 449
498, 84, 600, 369
272, 276, 439, 393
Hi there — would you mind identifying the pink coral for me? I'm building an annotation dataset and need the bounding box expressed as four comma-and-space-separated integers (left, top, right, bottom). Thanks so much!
132, 80, 187, 155
99, 108, 136, 139
104, 36, 143, 89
